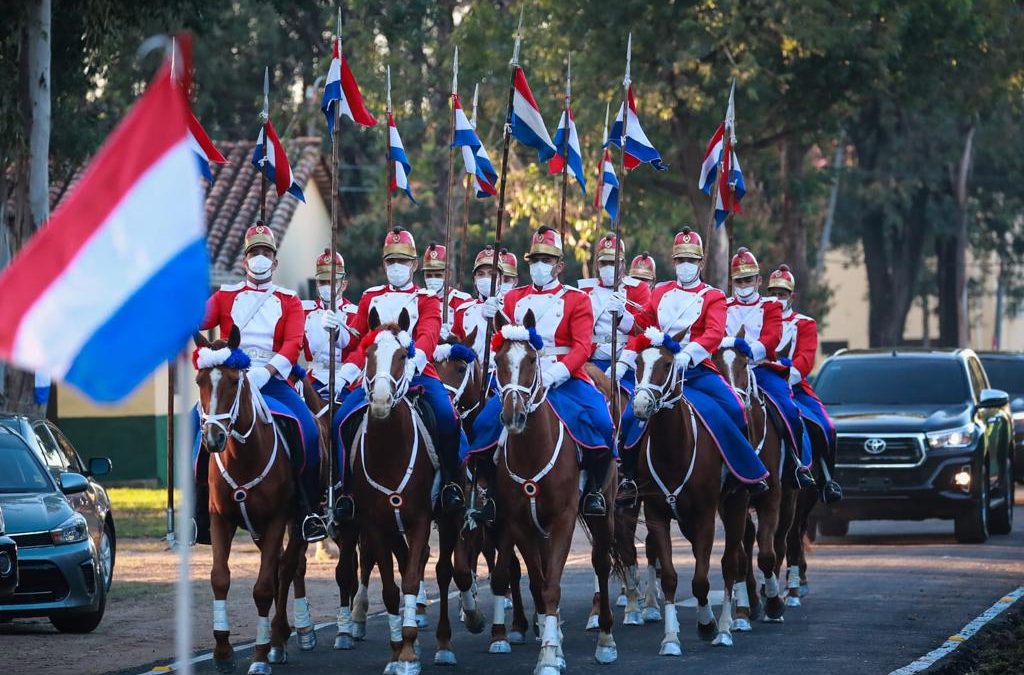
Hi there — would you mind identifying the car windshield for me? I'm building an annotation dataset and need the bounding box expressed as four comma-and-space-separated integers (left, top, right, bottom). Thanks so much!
815, 357, 969, 406
979, 357, 1024, 397
0, 435, 53, 493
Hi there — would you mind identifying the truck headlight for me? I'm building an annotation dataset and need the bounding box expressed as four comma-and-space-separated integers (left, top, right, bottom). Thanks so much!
926, 425, 976, 449
50, 513, 89, 545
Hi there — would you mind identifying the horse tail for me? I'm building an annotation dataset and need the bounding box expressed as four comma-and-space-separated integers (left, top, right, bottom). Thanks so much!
576, 510, 631, 582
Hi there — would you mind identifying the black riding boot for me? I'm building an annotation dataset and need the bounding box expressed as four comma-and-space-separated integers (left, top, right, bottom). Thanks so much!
582, 450, 611, 516
466, 454, 497, 523
192, 478, 212, 546
439, 435, 466, 515
818, 440, 843, 503
616, 447, 639, 507
287, 436, 327, 543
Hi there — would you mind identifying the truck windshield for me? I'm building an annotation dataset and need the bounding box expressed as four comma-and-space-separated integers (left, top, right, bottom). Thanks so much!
979, 357, 1024, 398
815, 357, 969, 406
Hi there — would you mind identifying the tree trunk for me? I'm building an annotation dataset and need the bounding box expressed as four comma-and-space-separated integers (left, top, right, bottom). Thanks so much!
935, 234, 959, 347
936, 124, 975, 348
776, 137, 813, 309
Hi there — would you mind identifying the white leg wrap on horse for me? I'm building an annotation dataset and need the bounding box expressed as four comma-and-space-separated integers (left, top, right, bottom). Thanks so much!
664, 603, 679, 634
646, 565, 659, 602
388, 613, 403, 642
697, 603, 714, 624
293, 597, 312, 630
337, 606, 353, 633
734, 581, 750, 608
213, 600, 229, 632
765, 573, 780, 598
594, 574, 600, 593
418, 581, 428, 605
403, 594, 419, 628
787, 565, 801, 590
493, 595, 507, 625
255, 616, 271, 645
541, 614, 560, 647
461, 589, 477, 612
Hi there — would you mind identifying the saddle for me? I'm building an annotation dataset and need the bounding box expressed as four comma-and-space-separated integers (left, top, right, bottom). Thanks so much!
340, 387, 441, 464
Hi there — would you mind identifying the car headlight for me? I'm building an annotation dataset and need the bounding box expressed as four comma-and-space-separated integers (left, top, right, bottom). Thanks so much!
926, 425, 977, 449
50, 513, 89, 545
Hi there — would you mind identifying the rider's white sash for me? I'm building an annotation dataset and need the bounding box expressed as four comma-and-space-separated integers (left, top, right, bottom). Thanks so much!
726, 301, 766, 341
231, 290, 283, 366
657, 286, 709, 343
514, 290, 567, 364
369, 290, 421, 331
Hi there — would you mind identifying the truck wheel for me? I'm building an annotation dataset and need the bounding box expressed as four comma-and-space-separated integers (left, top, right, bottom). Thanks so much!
990, 459, 1014, 536
955, 464, 990, 544
818, 517, 849, 537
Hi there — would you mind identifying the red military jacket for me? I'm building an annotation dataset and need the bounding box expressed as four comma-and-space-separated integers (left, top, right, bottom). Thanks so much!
201, 281, 304, 376
578, 275, 650, 362
630, 280, 727, 370
725, 294, 783, 366
343, 283, 442, 381
451, 297, 487, 359
501, 280, 595, 380
776, 307, 819, 393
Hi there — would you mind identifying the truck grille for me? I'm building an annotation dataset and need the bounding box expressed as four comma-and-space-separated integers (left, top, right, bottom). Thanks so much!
9, 531, 51, 548
836, 434, 925, 468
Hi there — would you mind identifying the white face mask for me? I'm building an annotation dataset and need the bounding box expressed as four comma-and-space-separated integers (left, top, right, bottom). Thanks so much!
529, 262, 555, 287
735, 285, 758, 300
424, 277, 444, 293
500, 281, 515, 294
675, 262, 700, 285
318, 286, 334, 303
599, 266, 616, 287
247, 255, 273, 281
386, 263, 412, 288
475, 277, 493, 298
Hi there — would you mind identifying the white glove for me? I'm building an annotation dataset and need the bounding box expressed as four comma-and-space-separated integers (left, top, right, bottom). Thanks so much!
411, 349, 428, 376
481, 296, 502, 320
338, 362, 361, 388
720, 336, 736, 350
405, 360, 418, 382
606, 290, 627, 315
247, 366, 272, 391
440, 322, 453, 340
541, 361, 571, 389
788, 367, 803, 386
321, 309, 343, 332
673, 351, 692, 373
605, 361, 632, 382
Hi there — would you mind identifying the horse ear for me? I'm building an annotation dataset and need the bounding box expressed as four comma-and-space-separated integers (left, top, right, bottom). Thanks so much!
493, 309, 508, 334
194, 332, 210, 349
736, 325, 746, 340
464, 325, 479, 348
368, 307, 381, 331
670, 330, 687, 344
228, 325, 241, 350
523, 309, 536, 330
398, 308, 411, 332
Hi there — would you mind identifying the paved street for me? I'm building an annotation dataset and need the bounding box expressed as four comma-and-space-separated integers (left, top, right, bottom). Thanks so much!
122, 502, 1024, 675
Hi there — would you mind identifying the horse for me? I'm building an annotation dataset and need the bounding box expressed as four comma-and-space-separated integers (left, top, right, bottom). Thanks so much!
487, 310, 621, 674
629, 331, 748, 654
713, 341, 796, 629
194, 327, 312, 675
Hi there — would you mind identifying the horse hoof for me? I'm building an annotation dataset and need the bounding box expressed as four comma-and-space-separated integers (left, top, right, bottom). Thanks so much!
765, 600, 786, 622
508, 630, 527, 645
585, 614, 600, 631
535, 667, 560, 675
489, 640, 512, 654
415, 614, 430, 629
334, 632, 355, 650
733, 618, 752, 632
434, 649, 457, 666
463, 609, 486, 634
595, 644, 618, 664
659, 640, 682, 657
616, 594, 627, 607
556, 655, 567, 671
762, 614, 785, 624
352, 622, 367, 640
712, 632, 734, 647
393, 661, 422, 675
383, 662, 398, 675
267, 646, 287, 664
697, 620, 718, 641
504, 597, 513, 609
642, 607, 662, 623
749, 602, 765, 622
785, 595, 802, 608
247, 663, 272, 675
214, 658, 236, 674
623, 611, 643, 626
799, 582, 809, 597
297, 626, 317, 651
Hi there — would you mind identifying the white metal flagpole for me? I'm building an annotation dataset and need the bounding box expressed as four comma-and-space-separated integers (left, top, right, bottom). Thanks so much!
173, 350, 194, 675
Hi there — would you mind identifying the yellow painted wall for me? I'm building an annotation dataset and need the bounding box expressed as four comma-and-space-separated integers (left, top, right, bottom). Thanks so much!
274, 180, 331, 296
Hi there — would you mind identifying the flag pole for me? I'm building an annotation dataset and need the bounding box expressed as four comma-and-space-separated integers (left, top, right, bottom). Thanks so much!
478, 5, 523, 400
703, 80, 736, 278
459, 83, 479, 286
590, 101, 610, 279
327, 7, 343, 520
166, 360, 176, 547
442, 47, 460, 325
558, 54, 571, 245
725, 80, 738, 296
608, 33, 632, 435
385, 64, 394, 230
260, 66, 269, 224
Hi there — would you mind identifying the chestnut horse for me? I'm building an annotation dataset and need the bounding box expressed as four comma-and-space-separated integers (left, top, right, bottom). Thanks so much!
713, 343, 796, 633
194, 327, 312, 675
630, 333, 747, 655
488, 310, 621, 673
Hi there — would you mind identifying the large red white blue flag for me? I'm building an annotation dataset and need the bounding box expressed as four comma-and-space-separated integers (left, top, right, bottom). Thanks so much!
321, 37, 377, 133
609, 85, 666, 171
0, 57, 208, 402
700, 85, 745, 227
510, 68, 556, 163
251, 120, 305, 202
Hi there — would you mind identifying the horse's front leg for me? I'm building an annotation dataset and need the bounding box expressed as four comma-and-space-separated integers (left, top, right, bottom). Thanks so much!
210, 512, 238, 674
536, 511, 575, 675
644, 502, 680, 657
269, 526, 311, 664
250, 516, 287, 675
714, 489, 748, 647
397, 518, 431, 674
433, 515, 458, 665
689, 507, 718, 642
333, 522, 360, 649
642, 530, 664, 622
588, 509, 618, 665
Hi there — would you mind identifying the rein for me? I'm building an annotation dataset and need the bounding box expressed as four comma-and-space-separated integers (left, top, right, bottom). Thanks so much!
724, 351, 767, 455
644, 398, 699, 522
633, 349, 685, 412
444, 362, 480, 417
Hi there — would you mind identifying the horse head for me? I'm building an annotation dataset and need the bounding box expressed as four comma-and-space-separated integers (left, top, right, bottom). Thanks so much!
493, 309, 544, 434
632, 328, 687, 421
433, 327, 481, 417
714, 326, 755, 407
194, 326, 254, 453
364, 307, 414, 420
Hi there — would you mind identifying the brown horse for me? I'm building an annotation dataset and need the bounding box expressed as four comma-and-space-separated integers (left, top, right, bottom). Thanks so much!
630, 333, 748, 655
194, 327, 310, 675
487, 310, 620, 673
784, 417, 834, 607
713, 343, 796, 634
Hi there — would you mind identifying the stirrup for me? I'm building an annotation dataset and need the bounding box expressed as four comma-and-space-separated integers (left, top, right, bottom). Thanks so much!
333, 494, 356, 522
820, 480, 843, 504
747, 479, 770, 496
441, 483, 466, 513
796, 468, 817, 490
615, 478, 638, 507
302, 514, 328, 543
582, 492, 607, 516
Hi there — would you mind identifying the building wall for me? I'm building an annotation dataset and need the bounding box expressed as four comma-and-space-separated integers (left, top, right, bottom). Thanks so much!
273, 180, 331, 298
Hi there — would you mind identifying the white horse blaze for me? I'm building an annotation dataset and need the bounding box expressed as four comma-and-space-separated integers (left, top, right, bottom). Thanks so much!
204, 369, 222, 445
633, 348, 661, 418
371, 333, 403, 408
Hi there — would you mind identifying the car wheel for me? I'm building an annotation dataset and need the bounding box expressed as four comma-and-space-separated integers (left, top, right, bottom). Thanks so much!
99, 520, 115, 591
990, 459, 1014, 536
50, 572, 106, 633
818, 517, 849, 537
955, 463, 990, 544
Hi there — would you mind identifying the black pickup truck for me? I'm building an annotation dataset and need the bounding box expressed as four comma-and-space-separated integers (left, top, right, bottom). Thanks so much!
813, 349, 1014, 543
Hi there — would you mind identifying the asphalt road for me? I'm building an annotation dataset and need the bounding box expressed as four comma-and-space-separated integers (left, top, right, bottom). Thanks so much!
125, 504, 1024, 675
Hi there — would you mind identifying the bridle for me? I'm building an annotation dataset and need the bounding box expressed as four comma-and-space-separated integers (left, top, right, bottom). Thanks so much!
198, 368, 271, 445
362, 333, 413, 409
722, 348, 767, 453
443, 360, 481, 417
496, 341, 548, 417
634, 348, 685, 412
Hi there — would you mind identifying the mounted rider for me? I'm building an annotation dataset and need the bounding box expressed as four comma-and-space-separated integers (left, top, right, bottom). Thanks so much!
765, 264, 843, 503
302, 248, 359, 401
421, 242, 472, 320
330, 227, 468, 521
725, 247, 816, 489
195, 223, 328, 543
617, 227, 770, 495
451, 245, 519, 359
470, 226, 617, 516
628, 251, 657, 291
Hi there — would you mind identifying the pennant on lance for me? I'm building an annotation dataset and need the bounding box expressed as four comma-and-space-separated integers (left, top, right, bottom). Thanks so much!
608, 85, 667, 171
321, 35, 377, 133
0, 50, 208, 402
511, 68, 557, 163
702, 82, 745, 227
548, 107, 586, 195
388, 111, 416, 203
595, 147, 619, 221
251, 120, 305, 201
187, 111, 226, 181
